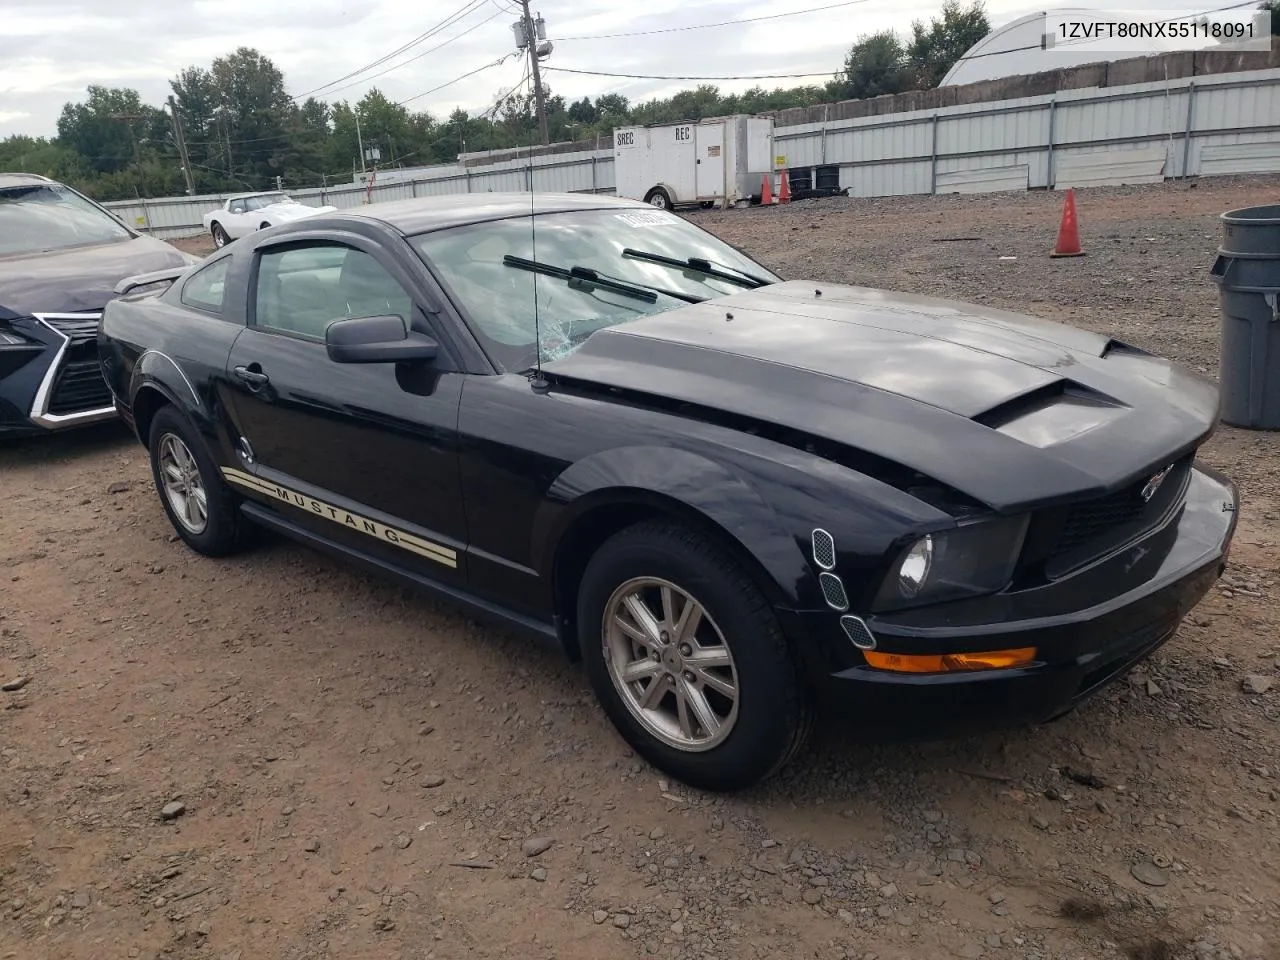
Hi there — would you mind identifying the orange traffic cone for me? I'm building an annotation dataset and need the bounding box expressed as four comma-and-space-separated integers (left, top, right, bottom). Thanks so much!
778, 168, 791, 204
1050, 188, 1085, 257
760, 173, 773, 205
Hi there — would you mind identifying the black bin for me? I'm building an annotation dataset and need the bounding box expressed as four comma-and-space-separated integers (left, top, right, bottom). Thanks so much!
816, 166, 841, 193
1210, 204, 1280, 430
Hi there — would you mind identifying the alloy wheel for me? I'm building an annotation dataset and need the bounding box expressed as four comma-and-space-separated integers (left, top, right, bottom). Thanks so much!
157, 432, 209, 535
601, 577, 739, 752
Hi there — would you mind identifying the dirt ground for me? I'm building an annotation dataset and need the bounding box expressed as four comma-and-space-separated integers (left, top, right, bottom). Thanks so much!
3, 176, 1279, 960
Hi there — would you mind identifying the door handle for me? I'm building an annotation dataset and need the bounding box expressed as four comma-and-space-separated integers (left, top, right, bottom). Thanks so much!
233, 365, 270, 389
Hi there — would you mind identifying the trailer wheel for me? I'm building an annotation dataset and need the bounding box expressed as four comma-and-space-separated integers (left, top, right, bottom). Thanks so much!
644, 187, 674, 210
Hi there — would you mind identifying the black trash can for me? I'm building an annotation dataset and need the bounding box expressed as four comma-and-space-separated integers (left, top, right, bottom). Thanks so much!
1210, 204, 1280, 430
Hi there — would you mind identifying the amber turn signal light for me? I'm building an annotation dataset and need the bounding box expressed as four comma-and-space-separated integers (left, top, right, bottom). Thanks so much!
863, 647, 1037, 674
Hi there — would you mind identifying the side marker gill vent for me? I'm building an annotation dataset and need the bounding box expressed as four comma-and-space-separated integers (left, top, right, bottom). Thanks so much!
811, 528, 836, 571
818, 572, 849, 612
840, 615, 877, 651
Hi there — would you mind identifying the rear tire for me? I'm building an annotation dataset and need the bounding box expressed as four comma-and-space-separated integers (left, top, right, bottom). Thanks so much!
210, 223, 230, 247
577, 521, 812, 792
147, 406, 252, 557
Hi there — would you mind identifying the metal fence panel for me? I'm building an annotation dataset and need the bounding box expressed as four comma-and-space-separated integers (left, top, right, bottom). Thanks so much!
102, 66, 1280, 240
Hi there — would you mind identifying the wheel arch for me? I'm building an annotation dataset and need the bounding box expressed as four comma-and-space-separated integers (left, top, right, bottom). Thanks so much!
128, 350, 204, 449
131, 384, 174, 449
643, 183, 677, 206
536, 448, 813, 662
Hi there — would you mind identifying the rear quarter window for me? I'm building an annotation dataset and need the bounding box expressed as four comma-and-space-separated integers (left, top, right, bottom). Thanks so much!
180, 256, 232, 314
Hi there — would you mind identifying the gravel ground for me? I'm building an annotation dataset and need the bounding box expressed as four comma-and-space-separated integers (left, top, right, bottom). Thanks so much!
3, 176, 1279, 960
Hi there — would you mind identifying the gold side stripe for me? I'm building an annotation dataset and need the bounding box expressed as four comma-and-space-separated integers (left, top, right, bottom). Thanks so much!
221, 467, 458, 568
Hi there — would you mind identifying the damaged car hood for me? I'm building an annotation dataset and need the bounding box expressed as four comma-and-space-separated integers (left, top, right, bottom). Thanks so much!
542, 281, 1220, 512
0, 235, 191, 318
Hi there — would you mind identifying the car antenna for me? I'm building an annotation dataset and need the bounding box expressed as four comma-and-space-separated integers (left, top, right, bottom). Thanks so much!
526, 78, 550, 396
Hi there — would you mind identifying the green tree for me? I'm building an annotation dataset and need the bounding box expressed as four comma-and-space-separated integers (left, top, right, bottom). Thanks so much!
834, 31, 909, 100
207, 47, 296, 188
0, 135, 87, 182
55, 86, 165, 178
567, 97, 597, 124
906, 0, 991, 89
170, 66, 229, 191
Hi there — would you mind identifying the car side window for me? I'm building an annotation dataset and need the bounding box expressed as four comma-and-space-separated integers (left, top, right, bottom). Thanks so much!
180, 256, 232, 314
230, 200, 245, 214
253, 243, 415, 341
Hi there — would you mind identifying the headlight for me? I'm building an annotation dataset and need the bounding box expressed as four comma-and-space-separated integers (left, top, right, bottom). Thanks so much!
873, 514, 1029, 612
0, 321, 37, 348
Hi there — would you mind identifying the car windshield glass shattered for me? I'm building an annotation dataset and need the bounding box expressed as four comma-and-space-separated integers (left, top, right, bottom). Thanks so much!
410, 208, 781, 370
0, 183, 133, 256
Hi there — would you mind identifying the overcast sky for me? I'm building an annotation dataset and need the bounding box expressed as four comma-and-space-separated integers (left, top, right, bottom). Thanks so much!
0, 0, 1202, 139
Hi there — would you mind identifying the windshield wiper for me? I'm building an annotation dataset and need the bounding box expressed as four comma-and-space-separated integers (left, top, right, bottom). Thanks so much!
622, 248, 772, 289
503, 255, 704, 304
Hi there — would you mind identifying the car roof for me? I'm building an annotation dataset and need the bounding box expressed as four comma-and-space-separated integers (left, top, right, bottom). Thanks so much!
228, 191, 285, 200
318, 191, 656, 235
0, 172, 56, 189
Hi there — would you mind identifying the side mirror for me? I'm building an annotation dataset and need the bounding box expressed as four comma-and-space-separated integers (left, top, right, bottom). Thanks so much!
325, 314, 439, 364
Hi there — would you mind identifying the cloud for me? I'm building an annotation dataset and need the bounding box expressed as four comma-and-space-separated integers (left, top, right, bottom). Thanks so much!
0, 0, 1041, 139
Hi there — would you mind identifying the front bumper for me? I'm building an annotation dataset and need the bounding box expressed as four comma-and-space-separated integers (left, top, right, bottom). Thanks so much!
0, 313, 117, 436
785, 464, 1237, 738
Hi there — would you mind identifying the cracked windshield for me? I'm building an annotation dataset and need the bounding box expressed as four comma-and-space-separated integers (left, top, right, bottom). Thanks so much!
410, 207, 779, 369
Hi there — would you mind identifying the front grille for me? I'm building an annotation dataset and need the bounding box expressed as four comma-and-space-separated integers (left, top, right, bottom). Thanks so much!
47, 360, 112, 414
1017, 454, 1194, 582
1055, 487, 1149, 553
40, 313, 101, 345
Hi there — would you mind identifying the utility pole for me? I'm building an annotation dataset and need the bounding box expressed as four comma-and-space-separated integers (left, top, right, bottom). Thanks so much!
166, 96, 195, 195
220, 119, 234, 179
516, 0, 550, 145
109, 113, 146, 198
355, 111, 367, 175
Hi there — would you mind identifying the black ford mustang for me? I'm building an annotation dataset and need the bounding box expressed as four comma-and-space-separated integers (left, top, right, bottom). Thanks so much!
97, 192, 1237, 791
0, 172, 194, 436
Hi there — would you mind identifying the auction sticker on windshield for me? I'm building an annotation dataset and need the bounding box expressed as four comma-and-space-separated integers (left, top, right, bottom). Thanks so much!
615, 211, 677, 228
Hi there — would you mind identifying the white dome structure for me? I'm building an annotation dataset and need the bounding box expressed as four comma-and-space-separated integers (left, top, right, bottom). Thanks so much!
941, 7, 1212, 87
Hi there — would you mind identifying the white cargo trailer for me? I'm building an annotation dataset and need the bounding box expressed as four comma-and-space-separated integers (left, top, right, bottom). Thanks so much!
612, 115, 775, 210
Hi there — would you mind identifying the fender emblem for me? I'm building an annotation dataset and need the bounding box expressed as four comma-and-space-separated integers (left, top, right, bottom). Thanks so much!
1141, 465, 1173, 503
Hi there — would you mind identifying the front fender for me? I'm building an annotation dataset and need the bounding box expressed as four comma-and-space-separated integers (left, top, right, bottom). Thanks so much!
532, 445, 818, 608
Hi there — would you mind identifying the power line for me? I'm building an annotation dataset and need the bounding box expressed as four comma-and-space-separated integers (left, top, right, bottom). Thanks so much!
311, 6, 509, 100
396, 53, 519, 106
293, 0, 490, 100
551, 0, 881, 41
543, 66, 838, 82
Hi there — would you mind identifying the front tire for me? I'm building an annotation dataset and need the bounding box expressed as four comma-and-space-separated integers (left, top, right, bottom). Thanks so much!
148, 406, 251, 557
577, 521, 812, 791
